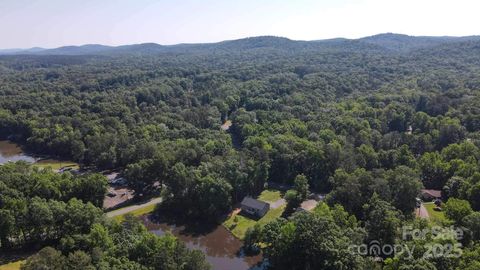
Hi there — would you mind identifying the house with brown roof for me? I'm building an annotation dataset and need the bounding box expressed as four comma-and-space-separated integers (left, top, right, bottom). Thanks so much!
420, 189, 442, 201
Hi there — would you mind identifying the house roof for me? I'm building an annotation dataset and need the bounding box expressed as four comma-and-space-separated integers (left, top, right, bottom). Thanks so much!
241, 197, 269, 210
421, 189, 442, 198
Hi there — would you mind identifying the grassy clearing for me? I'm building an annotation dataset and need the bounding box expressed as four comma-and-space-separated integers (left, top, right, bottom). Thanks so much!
258, 205, 285, 225
0, 261, 23, 270
223, 213, 256, 239
257, 189, 282, 203
113, 203, 157, 222
424, 202, 447, 223
33, 160, 79, 170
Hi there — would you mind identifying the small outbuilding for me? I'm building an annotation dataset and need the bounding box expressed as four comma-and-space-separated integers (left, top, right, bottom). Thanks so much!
241, 197, 270, 218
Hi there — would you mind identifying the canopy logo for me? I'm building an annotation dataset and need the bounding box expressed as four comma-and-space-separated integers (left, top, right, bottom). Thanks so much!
348, 226, 464, 259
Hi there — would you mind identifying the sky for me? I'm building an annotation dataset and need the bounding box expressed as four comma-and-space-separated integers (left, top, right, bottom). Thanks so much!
1, 0, 479, 49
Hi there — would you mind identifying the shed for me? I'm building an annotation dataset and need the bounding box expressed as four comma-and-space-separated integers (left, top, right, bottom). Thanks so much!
241, 197, 270, 217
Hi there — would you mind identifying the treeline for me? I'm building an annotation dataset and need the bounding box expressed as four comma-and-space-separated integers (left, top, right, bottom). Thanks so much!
20, 216, 210, 270
0, 162, 107, 250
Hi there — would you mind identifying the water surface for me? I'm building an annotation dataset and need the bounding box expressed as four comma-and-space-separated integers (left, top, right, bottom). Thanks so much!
0, 140, 76, 168
0, 140, 36, 164
142, 216, 266, 270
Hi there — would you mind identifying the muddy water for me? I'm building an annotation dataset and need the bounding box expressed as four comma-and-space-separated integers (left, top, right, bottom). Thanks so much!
0, 140, 74, 167
0, 140, 36, 164
141, 216, 267, 270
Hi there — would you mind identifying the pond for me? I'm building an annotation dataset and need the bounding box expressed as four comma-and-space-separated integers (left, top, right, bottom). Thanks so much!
0, 140, 37, 164
141, 216, 267, 270
0, 140, 78, 169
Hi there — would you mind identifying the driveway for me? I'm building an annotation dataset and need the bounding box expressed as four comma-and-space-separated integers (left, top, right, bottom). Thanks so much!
300, 199, 318, 211
103, 186, 134, 209
270, 198, 286, 209
417, 203, 429, 219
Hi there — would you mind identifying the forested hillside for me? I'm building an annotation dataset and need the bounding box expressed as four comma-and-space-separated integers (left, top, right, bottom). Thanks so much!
2, 34, 480, 269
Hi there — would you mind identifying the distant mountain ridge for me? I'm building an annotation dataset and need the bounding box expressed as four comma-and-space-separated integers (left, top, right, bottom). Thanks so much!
359, 33, 480, 51
0, 47, 45, 54
2, 33, 480, 56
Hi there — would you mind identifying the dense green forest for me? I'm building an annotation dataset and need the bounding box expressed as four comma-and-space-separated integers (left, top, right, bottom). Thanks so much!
3, 33, 480, 269
0, 162, 209, 269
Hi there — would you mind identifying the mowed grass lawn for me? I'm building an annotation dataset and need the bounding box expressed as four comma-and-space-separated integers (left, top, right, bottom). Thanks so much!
0, 261, 23, 270
424, 202, 447, 223
33, 161, 80, 171
112, 203, 157, 222
257, 189, 283, 203
223, 189, 285, 239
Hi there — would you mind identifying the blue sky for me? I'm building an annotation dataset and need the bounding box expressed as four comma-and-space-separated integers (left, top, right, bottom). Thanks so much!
1, 0, 479, 49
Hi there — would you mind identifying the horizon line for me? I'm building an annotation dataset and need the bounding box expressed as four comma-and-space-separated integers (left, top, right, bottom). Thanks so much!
2, 32, 480, 51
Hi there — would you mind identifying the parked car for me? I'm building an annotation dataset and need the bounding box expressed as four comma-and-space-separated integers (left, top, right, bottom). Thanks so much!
112, 177, 127, 185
